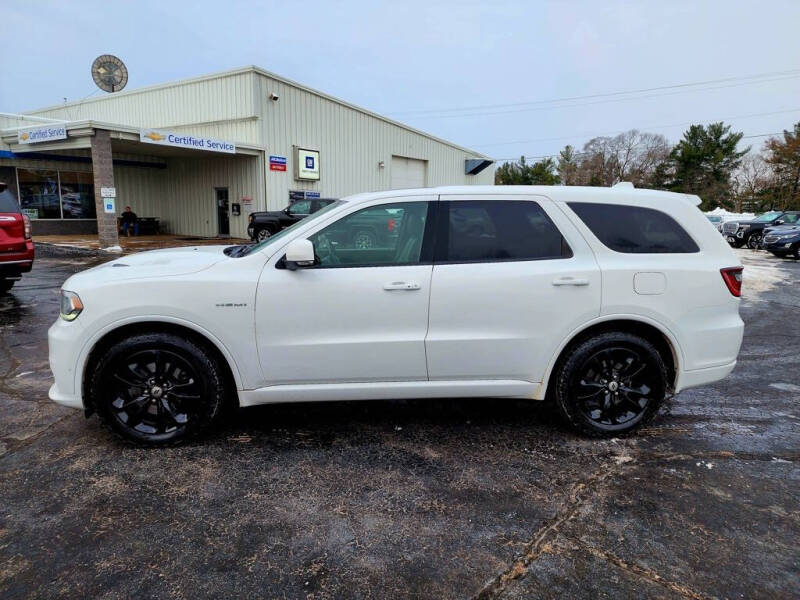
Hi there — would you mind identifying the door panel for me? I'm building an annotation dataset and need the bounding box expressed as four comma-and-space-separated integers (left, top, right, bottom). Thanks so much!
256, 195, 436, 385
425, 195, 601, 383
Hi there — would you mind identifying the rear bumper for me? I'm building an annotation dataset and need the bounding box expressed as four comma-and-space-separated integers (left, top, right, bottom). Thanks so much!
0, 242, 35, 277
675, 360, 737, 393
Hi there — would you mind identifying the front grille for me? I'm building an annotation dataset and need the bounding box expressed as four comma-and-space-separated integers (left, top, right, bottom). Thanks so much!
723, 222, 739, 234
764, 235, 778, 243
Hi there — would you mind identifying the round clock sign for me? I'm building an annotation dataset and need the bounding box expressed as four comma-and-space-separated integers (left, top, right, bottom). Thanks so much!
91, 55, 129, 93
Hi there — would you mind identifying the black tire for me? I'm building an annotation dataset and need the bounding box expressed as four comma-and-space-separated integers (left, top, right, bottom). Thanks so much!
554, 332, 668, 437
256, 227, 272, 242
0, 279, 14, 293
89, 332, 227, 446
770, 252, 787, 258
352, 229, 376, 249
746, 234, 762, 250
731, 240, 744, 248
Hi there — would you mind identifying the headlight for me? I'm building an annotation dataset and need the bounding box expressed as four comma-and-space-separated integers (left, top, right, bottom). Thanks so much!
60, 290, 84, 321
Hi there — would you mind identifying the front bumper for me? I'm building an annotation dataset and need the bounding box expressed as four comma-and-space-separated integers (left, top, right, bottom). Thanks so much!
763, 240, 799, 252
47, 317, 85, 410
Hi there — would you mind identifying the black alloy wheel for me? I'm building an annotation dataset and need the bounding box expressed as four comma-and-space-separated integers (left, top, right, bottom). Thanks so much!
90, 333, 227, 445
747, 233, 762, 250
256, 228, 272, 242
555, 332, 667, 436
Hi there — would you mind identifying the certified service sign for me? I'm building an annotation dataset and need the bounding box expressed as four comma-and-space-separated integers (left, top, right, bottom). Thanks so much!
18, 124, 67, 144
140, 129, 236, 154
295, 147, 320, 181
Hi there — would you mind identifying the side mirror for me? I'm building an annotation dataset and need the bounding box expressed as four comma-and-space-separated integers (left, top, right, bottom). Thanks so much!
283, 238, 315, 270
775, 219, 784, 225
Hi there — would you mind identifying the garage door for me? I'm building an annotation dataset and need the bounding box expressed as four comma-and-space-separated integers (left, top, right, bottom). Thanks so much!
391, 156, 427, 189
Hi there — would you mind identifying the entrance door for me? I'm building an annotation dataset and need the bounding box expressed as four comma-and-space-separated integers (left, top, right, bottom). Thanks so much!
216, 188, 230, 236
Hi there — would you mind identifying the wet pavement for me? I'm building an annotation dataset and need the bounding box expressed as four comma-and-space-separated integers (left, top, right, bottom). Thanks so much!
0, 251, 798, 599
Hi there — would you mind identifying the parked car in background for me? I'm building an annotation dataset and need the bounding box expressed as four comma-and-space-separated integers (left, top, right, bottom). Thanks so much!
763, 225, 800, 258
49, 184, 744, 445
0, 181, 35, 293
722, 211, 800, 248
705, 212, 752, 233
247, 198, 337, 241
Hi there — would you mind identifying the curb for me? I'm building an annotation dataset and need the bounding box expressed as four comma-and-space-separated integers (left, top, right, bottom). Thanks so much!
34, 242, 117, 259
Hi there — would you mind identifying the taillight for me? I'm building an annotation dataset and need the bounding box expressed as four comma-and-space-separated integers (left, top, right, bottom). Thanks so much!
21, 213, 32, 240
720, 267, 743, 297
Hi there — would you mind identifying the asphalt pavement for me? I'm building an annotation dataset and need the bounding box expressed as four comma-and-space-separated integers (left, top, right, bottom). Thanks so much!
0, 250, 798, 599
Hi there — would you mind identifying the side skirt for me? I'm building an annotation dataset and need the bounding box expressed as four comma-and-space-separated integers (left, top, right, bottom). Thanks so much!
239, 379, 539, 407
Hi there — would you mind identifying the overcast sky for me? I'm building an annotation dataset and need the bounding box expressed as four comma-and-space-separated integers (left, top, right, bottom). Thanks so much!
2, 0, 799, 161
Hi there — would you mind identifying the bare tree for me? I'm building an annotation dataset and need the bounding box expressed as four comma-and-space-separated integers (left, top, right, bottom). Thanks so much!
561, 130, 671, 188
733, 153, 771, 212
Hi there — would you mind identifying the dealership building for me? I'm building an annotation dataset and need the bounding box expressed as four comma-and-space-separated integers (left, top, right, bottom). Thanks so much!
0, 66, 494, 246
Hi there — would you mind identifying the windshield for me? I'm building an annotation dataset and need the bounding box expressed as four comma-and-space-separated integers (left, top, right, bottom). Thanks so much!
239, 200, 345, 256
755, 211, 783, 222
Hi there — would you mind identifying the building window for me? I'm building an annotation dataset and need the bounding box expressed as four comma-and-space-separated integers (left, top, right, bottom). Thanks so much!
18, 169, 61, 219
16, 168, 95, 220
59, 171, 96, 219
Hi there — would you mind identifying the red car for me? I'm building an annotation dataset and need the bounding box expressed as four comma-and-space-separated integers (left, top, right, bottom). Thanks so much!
0, 180, 34, 294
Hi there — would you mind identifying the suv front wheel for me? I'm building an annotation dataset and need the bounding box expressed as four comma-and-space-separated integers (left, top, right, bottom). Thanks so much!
89, 332, 227, 445
554, 332, 668, 437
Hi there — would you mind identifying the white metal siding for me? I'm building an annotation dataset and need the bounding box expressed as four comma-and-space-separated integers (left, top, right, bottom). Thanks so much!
27, 71, 261, 145
390, 156, 427, 189
255, 71, 493, 210
159, 154, 262, 238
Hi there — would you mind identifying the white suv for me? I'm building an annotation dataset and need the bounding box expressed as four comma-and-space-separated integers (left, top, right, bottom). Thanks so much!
49, 185, 744, 445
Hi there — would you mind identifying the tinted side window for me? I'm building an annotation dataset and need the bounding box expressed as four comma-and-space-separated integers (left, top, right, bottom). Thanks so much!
0, 189, 19, 213
568, 202, 699, 254
436, 200, 572, 263
309, 201, 431, 267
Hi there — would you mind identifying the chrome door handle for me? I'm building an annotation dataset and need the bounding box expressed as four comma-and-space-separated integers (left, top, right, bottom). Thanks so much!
383, 281, 421, 291
552, 277, 589, 287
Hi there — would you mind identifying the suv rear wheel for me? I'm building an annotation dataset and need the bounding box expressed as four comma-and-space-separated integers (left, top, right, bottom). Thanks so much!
89, 332, 227, 446
554, 332, 667, 437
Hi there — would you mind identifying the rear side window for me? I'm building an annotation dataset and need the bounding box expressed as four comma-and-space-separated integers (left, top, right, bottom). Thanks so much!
436, 200, 572, 263
0, 190, 19, 213
568, 202, 699, 254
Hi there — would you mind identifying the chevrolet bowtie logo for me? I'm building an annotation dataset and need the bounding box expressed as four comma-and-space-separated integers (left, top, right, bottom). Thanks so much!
20, 133, 29, 141
144, 132, 165, 141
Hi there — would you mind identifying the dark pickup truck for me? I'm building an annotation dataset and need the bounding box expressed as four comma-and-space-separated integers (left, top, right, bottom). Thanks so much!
722, 210, 800, 249
247, 198, 337, 241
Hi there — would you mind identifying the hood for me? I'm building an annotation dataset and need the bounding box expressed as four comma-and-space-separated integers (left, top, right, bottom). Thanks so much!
65, 245, 231, 288
765, 225, 800, 235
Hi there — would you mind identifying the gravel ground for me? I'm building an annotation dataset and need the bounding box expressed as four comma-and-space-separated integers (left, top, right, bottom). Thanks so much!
0, 249, 797, 599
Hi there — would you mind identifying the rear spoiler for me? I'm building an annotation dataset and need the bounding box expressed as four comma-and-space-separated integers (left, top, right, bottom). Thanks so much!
684, 194, 702, 207
611, 182, 702, 207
